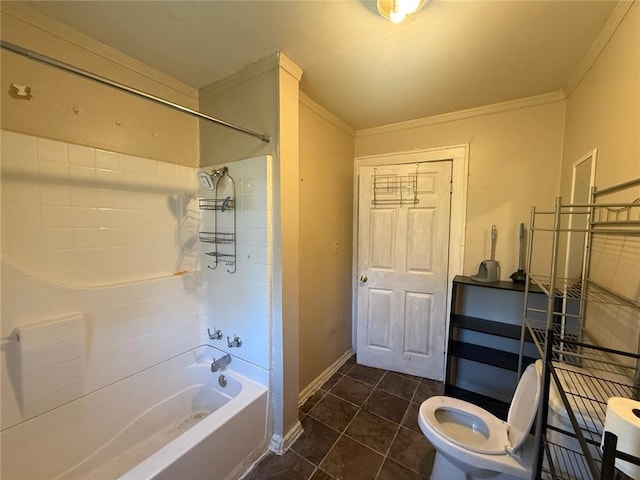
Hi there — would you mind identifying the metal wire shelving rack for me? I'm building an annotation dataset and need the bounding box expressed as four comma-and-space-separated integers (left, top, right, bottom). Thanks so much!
518, 178, 640, 480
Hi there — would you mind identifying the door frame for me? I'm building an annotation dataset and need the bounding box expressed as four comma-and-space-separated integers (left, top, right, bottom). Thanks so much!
352, 145, 469, 378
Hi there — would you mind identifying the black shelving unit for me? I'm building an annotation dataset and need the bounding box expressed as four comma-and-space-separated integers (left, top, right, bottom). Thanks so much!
446, 275, 542, 419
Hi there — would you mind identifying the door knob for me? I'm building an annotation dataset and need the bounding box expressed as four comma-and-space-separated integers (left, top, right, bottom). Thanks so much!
359, 275, 368, 283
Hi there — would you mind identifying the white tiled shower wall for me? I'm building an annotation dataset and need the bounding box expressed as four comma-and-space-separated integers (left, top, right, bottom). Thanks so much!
1, 132, 274, 433
1, 130, 199, 285
200, 157, 273, 371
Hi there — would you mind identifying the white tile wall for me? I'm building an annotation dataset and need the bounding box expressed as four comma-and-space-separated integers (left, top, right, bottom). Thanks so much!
201, 156, 273, 371
1, 132, 274, 437
1, 130, 199, 286
0, 131, 207, 430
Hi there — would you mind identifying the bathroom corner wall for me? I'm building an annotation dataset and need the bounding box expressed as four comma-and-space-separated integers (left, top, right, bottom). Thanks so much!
559, 2, 640, 356
298, 93, 355, 392
198, 54, 277, 165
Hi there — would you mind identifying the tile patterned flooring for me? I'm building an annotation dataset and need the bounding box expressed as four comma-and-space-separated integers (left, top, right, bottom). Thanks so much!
242, 355, 444, 480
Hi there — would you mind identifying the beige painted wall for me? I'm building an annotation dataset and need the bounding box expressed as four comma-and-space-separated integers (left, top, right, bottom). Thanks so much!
198, 55, 277, 166
0, 3, 199, 166
298, 94, 355, 391
559, 2, 639, 357
560, 2, 639, 195
354, 98, 566, 279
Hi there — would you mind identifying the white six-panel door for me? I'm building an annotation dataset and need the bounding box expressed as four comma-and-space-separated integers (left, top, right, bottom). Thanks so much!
356, 160, 452, 379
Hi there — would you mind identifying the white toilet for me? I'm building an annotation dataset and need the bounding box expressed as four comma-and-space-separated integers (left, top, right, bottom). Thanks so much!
418, 363, 541, 479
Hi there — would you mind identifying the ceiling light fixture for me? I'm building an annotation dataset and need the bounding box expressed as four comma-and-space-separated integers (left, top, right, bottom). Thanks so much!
377, 0, 427, 23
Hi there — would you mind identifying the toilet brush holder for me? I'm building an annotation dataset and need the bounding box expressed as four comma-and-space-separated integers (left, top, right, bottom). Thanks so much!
471, 260, 499, 283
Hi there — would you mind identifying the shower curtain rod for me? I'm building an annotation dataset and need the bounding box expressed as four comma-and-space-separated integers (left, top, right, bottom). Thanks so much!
0, 40, 271, 143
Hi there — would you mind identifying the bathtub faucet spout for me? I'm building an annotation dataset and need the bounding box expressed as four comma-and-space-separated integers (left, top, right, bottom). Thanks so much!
211, 353, 232, 372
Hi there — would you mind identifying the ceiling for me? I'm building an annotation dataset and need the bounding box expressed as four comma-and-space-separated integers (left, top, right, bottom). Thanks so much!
26, 0, 618, 130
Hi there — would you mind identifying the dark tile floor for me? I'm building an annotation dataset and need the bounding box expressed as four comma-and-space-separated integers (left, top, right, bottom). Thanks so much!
242, 354, 444, 480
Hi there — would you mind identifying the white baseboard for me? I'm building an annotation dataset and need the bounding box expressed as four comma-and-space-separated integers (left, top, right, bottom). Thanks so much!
269, 420, 304, 455
298, 348, 354, 406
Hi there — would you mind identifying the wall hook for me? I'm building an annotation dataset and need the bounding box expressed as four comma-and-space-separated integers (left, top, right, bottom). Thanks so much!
8, 83, 32, 100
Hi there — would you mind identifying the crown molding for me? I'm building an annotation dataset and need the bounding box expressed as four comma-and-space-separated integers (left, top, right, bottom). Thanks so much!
277, 52, 303, 82
299, 92, 355, 136
356, 91, 566, 138
564, 1, 635, 97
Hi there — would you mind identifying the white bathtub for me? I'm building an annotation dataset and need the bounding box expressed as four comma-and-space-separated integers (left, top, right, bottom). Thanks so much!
1, 346, 269, 480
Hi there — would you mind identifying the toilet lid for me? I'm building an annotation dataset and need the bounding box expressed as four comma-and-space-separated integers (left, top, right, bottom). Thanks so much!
507, 363, 541, 453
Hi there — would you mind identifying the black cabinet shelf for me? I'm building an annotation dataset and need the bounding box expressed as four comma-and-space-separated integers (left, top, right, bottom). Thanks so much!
451, 314, 534, 342
446, 275, 541, 419
445, 386, 510, 420
449, 340, 536, 372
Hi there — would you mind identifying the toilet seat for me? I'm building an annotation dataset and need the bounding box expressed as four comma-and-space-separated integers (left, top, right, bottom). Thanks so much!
420, 397, 508, 454
420, 363, 540, 456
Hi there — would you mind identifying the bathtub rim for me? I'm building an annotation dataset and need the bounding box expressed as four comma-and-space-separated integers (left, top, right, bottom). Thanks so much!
118, 368, 268, 480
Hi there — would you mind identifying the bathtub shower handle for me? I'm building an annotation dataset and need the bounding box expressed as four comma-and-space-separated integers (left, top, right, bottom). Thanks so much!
227, 336, 242, 348
208, 328, 223, 340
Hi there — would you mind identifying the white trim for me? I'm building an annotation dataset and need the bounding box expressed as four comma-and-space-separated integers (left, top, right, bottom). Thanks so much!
299, 92, 356, 137
563, 149, 597, 280
564, 1, 634, 97
269, 420, 304, 455
355, 92, 565, 138
298, 348, 354, 406
352, 145, 469, 380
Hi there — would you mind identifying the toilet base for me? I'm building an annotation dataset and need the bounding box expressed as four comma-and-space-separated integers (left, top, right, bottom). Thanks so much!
430, 451, 522, 480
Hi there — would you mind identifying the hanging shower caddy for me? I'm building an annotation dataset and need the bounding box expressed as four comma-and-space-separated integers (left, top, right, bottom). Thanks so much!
198, 167, 237, 273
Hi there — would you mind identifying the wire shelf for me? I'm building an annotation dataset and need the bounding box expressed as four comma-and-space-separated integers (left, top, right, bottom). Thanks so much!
528, 275, 640, 308
199, 232, 235, 244
525, 319, 639, 380
544, 440, 602, 480
199, 197, 235, 211
372, 173, 419, 206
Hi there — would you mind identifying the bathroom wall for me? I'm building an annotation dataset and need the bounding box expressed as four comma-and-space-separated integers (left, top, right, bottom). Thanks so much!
0, 2, 199, 166
0, 1, 207, 438
1, 130, 204, 431
298, 93, 355, 392
560, 2, 640, 193
198, 54, 278, 165
354, 95, 566, 279
558, 2, 640, 356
